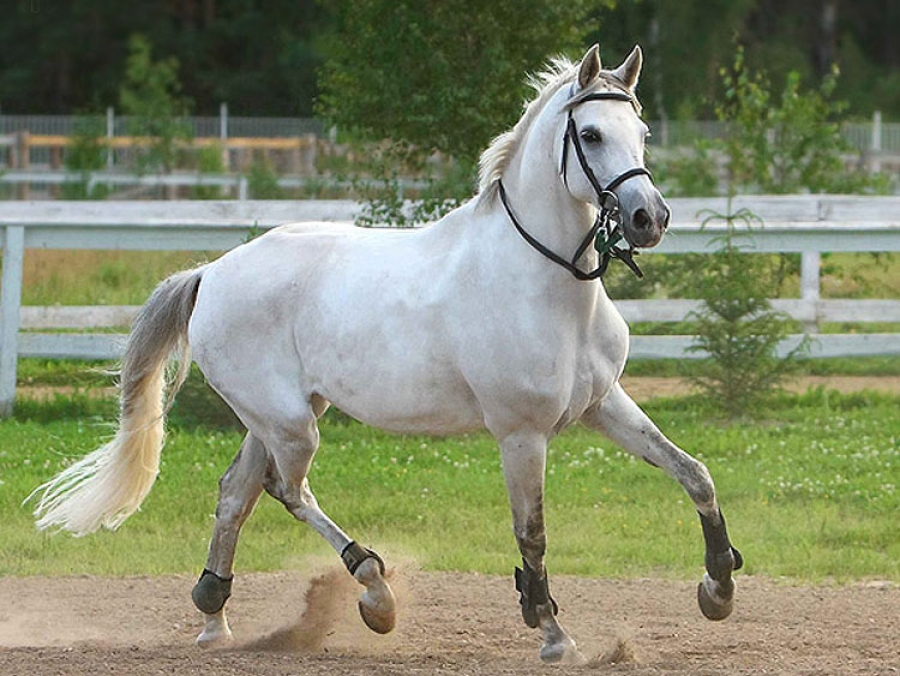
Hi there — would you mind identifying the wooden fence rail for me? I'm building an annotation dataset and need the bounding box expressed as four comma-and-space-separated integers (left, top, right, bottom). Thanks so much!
2, 195, 900, 416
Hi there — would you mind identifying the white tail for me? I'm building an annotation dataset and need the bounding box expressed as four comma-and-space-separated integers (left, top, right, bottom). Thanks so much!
31, 268, 204, 535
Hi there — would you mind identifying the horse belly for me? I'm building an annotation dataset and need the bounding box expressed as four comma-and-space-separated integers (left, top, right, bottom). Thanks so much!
296, 278, 485, 435
306, 332, 484, 435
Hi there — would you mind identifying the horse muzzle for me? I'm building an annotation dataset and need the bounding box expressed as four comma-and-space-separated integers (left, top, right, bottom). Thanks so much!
624, 198, 670, 249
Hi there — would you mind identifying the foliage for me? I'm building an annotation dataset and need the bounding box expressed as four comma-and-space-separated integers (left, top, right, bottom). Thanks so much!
0, 1, 327, 116
119, 34, 193, 174
658, 45, 888, 198
1, 1, 898, 123
247, 157, 286, 199
682, 204, 808, 418
352, 143, 474, 228
2, 388, 898, 579
317, 0, 608, 224
716, 46, 886, 194
61, 115, 110, 200
318, 0, 599, 163
192, 145, 225, 200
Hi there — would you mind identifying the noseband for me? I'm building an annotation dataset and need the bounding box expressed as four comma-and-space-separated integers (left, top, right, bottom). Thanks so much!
499, 89, 651, 280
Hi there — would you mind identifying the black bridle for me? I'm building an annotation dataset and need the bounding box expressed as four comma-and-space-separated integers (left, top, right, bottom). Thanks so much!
499, 89, 652, 280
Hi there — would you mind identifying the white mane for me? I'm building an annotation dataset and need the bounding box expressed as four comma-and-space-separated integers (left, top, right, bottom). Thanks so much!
476, 57, 577, 206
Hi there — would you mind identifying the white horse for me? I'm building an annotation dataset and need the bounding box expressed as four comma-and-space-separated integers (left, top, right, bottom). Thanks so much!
33, 45, 741, 663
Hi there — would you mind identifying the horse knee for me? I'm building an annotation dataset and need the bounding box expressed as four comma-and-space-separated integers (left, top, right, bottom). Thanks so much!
215, 493, 255, 528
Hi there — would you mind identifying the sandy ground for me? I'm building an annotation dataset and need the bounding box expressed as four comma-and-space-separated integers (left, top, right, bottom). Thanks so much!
619, 375, 900, 402
1, 568, 898, 676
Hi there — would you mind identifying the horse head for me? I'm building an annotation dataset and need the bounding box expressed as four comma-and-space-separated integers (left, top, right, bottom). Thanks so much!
562, 44, 670, 250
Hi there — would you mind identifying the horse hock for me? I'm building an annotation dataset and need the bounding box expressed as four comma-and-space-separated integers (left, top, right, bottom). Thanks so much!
342, 541, 396, 634
697, 509, 744, 621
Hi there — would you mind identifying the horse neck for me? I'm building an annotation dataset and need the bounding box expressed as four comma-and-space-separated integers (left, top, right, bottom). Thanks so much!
499, 134, 600, 276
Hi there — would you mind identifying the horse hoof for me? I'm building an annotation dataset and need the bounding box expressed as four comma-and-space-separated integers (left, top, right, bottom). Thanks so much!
697, 575, 734, 621
196, 624, 233, 647
353, 557, 397, 634
196, 610, 233, 647
540, 636, 585, 664
358, 599, 396, 634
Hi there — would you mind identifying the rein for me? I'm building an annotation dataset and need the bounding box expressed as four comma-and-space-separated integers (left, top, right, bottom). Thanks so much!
500, 89, 650, 280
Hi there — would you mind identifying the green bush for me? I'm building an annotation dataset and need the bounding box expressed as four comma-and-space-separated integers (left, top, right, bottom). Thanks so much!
683, 204, 808, 418
62, 116, 110, 200
192, 145, 225, 200
247, 157, 286, 199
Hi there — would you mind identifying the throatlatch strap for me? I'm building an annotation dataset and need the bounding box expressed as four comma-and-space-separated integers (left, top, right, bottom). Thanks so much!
341, 541, 386, 576
514, 560, 559, 629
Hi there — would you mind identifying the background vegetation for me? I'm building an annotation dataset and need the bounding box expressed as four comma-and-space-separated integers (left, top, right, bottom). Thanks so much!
2, 0, 897, 122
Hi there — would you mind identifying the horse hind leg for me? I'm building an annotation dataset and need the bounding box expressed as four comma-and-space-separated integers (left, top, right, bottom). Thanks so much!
262, 414, 397, 635
193, 433, 267, 646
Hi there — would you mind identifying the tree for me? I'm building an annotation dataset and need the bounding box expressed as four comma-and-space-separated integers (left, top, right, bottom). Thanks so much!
684, 204, 807, 419
715, 45, 884, 194
62, 115, 109, 200
119, 34, 192, 175
655, 44, 889, 198
316, 0, 616, 224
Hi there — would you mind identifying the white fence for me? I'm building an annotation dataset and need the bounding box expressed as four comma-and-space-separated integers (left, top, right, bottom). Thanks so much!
2, 196, 900, 416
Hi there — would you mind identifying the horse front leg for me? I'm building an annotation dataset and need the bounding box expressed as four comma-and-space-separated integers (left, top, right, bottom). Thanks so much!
499, 432, 584, 664
584, 384, 743, 620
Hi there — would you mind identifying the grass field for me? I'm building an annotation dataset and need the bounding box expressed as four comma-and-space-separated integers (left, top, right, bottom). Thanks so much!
2, 387, 897, 582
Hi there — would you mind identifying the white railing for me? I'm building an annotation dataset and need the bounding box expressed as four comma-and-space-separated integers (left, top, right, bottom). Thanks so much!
2, 196, 900, 416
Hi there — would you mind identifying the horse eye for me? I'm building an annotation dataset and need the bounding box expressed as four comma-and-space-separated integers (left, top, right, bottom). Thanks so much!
580, 129, 602, 144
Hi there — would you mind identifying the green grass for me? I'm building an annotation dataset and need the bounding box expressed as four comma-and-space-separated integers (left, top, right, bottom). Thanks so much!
17, 249, 212, 306
2, 389, 897, 582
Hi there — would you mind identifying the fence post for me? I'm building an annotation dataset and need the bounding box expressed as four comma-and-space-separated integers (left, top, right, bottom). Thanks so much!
0, 225, 25, 417
800, 251, 821, 334
220, 102, 230, 171
870, 110, 882, 173
15, 131, 30, 200
106, 106, 115, 171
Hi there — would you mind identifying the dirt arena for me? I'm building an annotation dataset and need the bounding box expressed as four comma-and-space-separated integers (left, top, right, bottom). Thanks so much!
1, 567, 897, 675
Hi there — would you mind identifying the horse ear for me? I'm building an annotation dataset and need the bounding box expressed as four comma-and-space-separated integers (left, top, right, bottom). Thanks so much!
613, 45, 643, 90
577, 44, 602, 90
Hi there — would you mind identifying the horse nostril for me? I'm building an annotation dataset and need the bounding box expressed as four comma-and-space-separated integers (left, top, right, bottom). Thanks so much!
633, 208, 652, 231
662, 205, 671, 230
